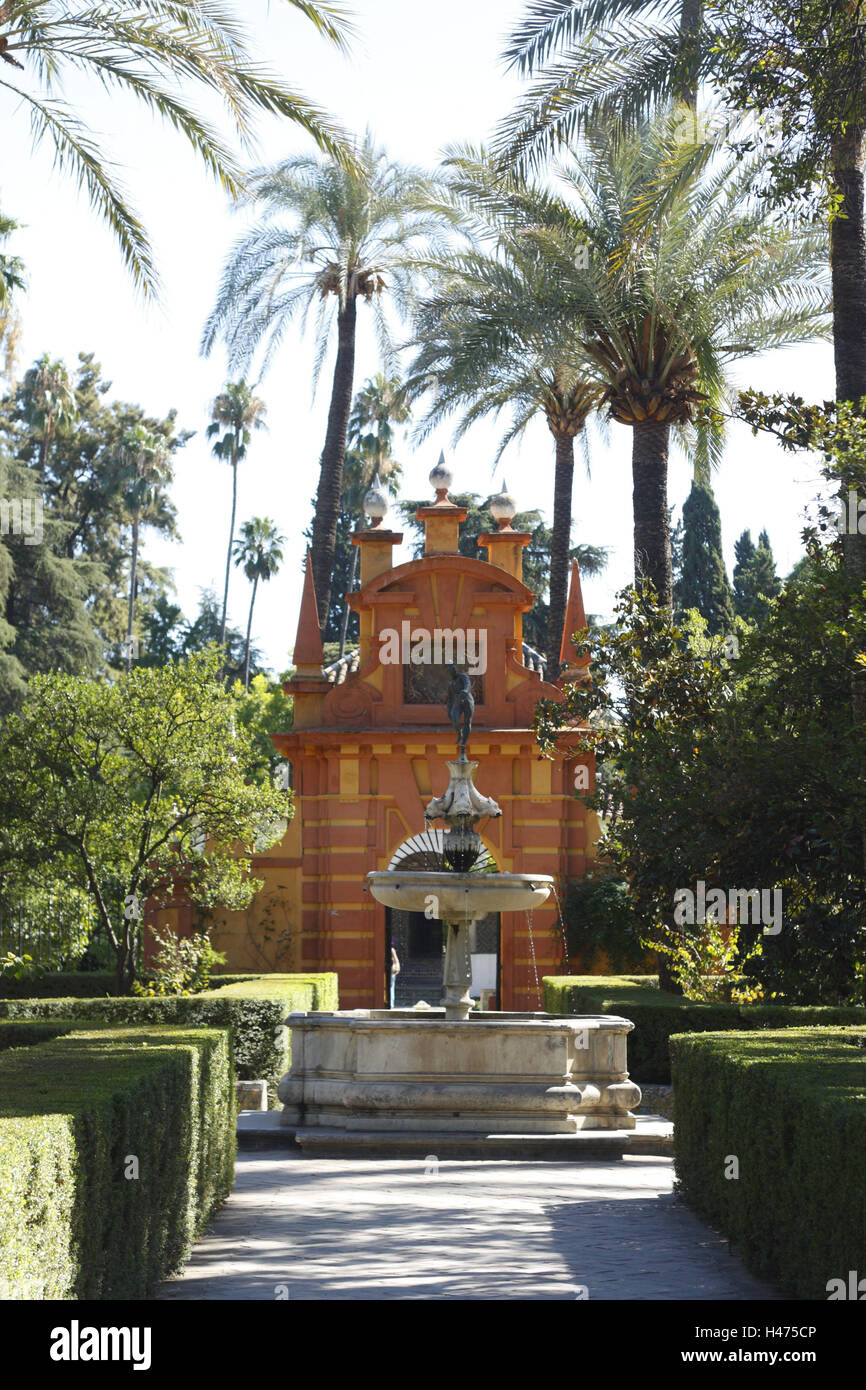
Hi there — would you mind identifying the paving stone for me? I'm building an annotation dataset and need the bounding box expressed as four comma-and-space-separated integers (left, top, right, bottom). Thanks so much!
159, 1149, 779, 1301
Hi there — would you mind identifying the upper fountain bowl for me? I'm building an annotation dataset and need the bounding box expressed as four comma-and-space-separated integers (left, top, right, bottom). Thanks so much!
367, 870, 553, 920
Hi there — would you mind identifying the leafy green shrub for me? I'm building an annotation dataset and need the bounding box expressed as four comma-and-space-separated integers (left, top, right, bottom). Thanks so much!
0, 972, 338, 1105
0, 952, 43, 983
649, 920, 764, 1002
544, 975, 866, 1081
0, 1024, 235, 1299
134, 927, 226, 996
671, 1028, 866, 1299
0, 970, 117, 999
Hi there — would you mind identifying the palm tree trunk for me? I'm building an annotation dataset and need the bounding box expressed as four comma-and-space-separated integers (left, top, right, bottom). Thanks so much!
677, 0, 703, 107
127, 514, 140, 672
39, 422, 51, 483
310, 295, 357, 636
632, 421, 672, 608
830, 126, 866, 873
338, 541, 359, 659
831, 127, 866, 414
546, 432, 576, 676
244, 575, 259, 691
220, 454, 239, 646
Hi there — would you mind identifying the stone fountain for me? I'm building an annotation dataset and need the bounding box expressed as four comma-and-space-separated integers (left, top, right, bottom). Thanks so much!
278, 673, 641, 1155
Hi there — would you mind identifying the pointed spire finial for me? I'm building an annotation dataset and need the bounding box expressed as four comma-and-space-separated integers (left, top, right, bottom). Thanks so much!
293, 549, 324, 672
559, 558, 589, 671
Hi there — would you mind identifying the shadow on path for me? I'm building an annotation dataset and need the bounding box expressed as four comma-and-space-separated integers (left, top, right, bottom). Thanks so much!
158, 1149, 779, 1301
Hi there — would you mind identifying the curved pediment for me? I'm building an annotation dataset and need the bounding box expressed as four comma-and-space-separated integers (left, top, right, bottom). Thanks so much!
358, 553, 534, 609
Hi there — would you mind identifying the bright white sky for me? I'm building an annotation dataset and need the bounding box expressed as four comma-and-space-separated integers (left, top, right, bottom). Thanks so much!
2, 0, 835, 672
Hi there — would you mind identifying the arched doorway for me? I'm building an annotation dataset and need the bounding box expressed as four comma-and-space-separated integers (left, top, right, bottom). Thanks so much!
385, 831, 501, 1008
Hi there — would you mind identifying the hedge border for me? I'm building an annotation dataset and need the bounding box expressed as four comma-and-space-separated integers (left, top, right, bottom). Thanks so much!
0, 972, 339, 1105
0, 1024, 235, 1300
543, 975, 866, 1082
671, 1027, 866, 1300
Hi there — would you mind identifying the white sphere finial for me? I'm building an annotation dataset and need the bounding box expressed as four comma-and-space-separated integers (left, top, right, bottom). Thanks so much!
363, 471, 389, 527
429, 450, 453, 501
489, 479, 517, 529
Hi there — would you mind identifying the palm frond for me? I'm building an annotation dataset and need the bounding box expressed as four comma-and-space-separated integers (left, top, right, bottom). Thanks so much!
2, 80, 157, 296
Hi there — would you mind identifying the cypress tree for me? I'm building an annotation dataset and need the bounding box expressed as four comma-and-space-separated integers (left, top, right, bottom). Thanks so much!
675, 481, 734, 635
733, 527, 780, 624
733, 530, 756, 618
752, 529, 781, 622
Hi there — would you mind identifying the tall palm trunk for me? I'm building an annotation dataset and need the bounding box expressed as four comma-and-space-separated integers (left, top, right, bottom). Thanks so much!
546, 432, 576, 676
311, 294, 357, 637
677, 0, 703, 107
830, 125, 866, 873
25, 420, 53, 629
830, 128, 866, 417
244, 574, 259, 691
632, 421, 672, 608
38, 420, 51, 483
220, 452, 239, 646
127, 512, 140, 672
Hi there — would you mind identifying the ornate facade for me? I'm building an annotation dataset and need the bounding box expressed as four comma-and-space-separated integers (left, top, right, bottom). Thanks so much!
169, 470, 598, 1010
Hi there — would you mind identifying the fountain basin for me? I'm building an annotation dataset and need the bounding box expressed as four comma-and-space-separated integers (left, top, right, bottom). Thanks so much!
278, 1009, 641, 1136
367, 869, 554, 919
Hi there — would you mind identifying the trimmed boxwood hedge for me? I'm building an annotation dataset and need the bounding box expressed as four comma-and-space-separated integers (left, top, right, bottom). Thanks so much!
671, 1028, 866, 1300
0, 1020, 76, 1050
0, 972, 339, 1105
0, 971, 118, 999
0, 1024, 235, 1300
543, 975, 866, 1082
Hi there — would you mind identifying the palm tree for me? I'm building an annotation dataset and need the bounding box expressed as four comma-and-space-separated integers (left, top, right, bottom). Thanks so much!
117, 425, 172, 670
499, 0, 711, 170
0, 1, 354, 295
0, 210, 24, 379
20, 353, 76, 480
558, 119, 829, 604
202, 132, 448, 637
206, 380, 268, 646
411, 122, 829, 615
500, 4, 866, 467
407, 148, 604, 672
337, 373, 409, 656
233, 517, 285, 689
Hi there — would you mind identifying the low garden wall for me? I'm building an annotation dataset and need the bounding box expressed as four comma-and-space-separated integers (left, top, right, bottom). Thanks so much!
0, 972, 339, 1105
671, 1027, 866, 1300
543, 975, 866, 1082
0, 1024, 235, 1299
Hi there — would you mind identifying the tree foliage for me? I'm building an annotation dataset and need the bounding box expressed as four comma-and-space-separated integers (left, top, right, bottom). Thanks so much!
732, 527, 780, 625
0, 351, 190, 701
0, 648, 291, 991
676, 479, 734, 635
534, 558, 866, 1004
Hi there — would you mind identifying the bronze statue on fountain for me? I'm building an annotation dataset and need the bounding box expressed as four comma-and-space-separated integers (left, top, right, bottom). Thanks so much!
446, 665, 474, 760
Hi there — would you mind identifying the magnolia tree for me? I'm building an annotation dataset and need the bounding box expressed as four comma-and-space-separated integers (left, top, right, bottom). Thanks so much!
0, 648, 291, 992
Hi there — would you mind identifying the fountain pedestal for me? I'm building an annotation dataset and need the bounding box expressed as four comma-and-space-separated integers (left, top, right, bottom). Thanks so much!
442, 922, 473, 1021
